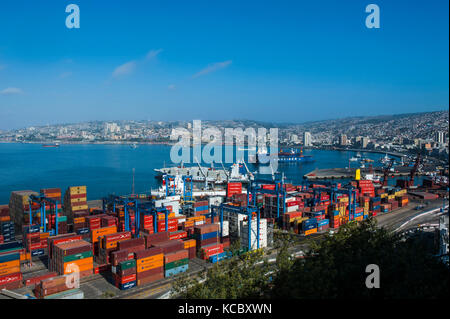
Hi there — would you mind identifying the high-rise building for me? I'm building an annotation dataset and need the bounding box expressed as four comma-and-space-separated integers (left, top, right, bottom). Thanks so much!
435, 131, 445, 144
290, 134, 299, 144
303, 132, 312, 146
339, 134, 347, 146
362, 137, 369, 148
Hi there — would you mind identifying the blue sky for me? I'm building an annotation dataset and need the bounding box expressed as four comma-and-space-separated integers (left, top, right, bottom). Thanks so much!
0, 0, 448, 130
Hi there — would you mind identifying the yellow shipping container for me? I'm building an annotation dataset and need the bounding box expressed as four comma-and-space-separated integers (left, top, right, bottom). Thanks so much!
304, 228, 317, 236
69, 186, 87, 194
71, 204, 88, 211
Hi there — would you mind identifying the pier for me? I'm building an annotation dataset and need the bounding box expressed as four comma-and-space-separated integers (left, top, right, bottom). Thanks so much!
304, 166, 415, 180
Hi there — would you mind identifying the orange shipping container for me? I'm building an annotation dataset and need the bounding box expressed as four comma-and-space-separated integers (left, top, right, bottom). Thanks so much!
136, 254, 163, 265
0, 266, 21, 276
0, 259, 20, 271
63, 257, 93, 270
136, 260, 164, 272
73, 217, 85, 224
91, 226, 117, 243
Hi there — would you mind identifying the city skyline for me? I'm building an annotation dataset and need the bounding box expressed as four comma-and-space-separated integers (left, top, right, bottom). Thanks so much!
0, 0, 448, 130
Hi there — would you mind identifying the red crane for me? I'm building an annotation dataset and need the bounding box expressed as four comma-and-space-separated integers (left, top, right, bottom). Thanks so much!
408, 153, 421, 187
382, 159, 394, 187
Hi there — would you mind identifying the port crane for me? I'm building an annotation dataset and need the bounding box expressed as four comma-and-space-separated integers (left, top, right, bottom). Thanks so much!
28, 194, 60, 235
382, 159, 395, 187
210, 203, 261, 251
408, 153, 421, 187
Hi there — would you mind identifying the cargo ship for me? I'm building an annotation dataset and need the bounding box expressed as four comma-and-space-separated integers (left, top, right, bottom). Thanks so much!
154, 160, 254, 185
42, 143, 59, 148
251, 147, 314, 164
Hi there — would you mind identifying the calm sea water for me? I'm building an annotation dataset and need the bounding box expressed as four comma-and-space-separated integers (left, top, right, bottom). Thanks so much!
0, 143, 399, 204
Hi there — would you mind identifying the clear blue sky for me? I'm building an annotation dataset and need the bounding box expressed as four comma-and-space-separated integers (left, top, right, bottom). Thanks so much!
0, 0, 448, 130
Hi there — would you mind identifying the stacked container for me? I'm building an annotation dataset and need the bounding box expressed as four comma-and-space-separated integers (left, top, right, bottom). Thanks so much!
0, 251, 22, 290
52, 240, 93, 278
35, 274, 84, 299
164, 249, 188, 277
113, 259, 137, 290
194, 224, 219, 250
63, 186, 88, 222
97, 231, 131, 265
193, 200, 209, 216
0, 221, 15, 242
303, 218, 318, 236
183, 239, 196, 259
135, 247, 164, 285
9, 190, 39, 228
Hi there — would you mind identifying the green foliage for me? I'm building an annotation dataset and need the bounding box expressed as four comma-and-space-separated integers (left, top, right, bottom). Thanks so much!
172, 218, 449, 299
271, 218, 450, 299
171, 249, 272, 299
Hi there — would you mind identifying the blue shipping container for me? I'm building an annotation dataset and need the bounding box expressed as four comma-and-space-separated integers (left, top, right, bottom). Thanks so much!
0, 252, 20, 263
118, 281, 136, 290
165, 264, 189, 277
196, 231, 218, 241
194, 205, 209, 212
318, 219, 329, 227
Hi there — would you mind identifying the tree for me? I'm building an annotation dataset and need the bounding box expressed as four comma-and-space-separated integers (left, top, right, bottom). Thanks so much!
271, 218, 449, 299
171, 248, 272, 299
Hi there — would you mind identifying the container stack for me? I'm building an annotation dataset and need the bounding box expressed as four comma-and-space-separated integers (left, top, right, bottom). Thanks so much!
193, 200, 209, 216
73, 215, 90, 238
354, 207, 364, 221
164, 249, 188, 277
239, 218, 268, 250
194, 224, 219, 250
140, 213, 154, 234
157, 214, 178, 232
97, 231, 131, 265
143, 231, 170, 248
183, 239, 196, 259
329, 210, 340, 229
34, 274, 84, 299
23, 270, 58, 288
169, 230, 188, 240
9, 190, 39, 228
317, 219, 330, 231
302, 218, 318, 236
397, 195, 409, 207
358, 180, 375, 197
0, 250, 22, 290
0, 205, 10, 222
91, 225, 117, 256
369, 197, 381, 216
52, 240, 93, 278
113, 259, 137, 290
63, 186, 88, 222
135, 247, 164, 285
47, 233, 83, 271
0, 221, 15, 243
23, 224, 45, 257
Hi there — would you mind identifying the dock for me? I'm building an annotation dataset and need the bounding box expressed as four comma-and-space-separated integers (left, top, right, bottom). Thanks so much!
304, 166, 414, 180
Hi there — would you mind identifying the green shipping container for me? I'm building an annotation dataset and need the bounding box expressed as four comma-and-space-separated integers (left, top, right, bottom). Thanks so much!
165, 258, 189, 270
63, 250, 93, 263
119, 259, 136, 271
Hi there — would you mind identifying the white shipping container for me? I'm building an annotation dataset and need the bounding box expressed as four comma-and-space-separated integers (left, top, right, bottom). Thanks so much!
287, 205, 299, 212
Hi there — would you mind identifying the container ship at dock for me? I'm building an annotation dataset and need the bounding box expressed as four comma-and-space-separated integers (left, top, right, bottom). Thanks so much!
250, 147, 314, 164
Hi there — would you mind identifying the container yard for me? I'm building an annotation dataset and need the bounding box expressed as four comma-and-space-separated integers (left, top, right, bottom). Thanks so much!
0, 167, 448, 299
